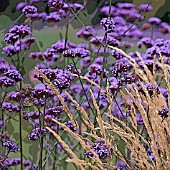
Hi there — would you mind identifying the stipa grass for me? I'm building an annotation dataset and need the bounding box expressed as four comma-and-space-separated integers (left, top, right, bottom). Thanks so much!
37, 47, 170, 170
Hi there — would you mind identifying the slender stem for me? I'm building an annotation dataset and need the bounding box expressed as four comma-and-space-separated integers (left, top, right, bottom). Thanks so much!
19, 106, 23, 170
71, 58, 95, 115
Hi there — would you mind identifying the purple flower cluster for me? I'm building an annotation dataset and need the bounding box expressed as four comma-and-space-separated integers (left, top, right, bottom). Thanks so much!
2, 102, 20, 112
28, 127, 47, 141
35, 68, 73, 90
4, 25, 31, 44
84, 141, 110, 159
3, 140, 20, 152
22, 5, 38, 16
3, 24, 35, 57
158, 107, 169, 119
100, 17, 116, 33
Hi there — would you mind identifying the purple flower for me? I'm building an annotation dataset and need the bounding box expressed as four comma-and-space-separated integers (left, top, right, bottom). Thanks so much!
47, 0, 64, 11
74, 48, 91, 58
4, 69, 23, 82
117, 2, 135, 9
4, 25, 31, 44
3, 45, 18, 57
23, 160, 31, 167
147, 148, 156, 162
160, 22, 170, 34
46, 106, 63, 116
63, 49, 75, 58
2, 102, 20, 112
8, 91, 25, 102
158, 107, 169, 119
100, 5, 116, 16
137, 37, 154, 48
0, 76, 16, 87
0, 120, 5, 127
53, 70, 73, 90
100, 17, 116, 33
28, 127, 47, 141
34, 68, 56, 81
64, 121, 77, 132
148, 17, 161, 25
3, 140, 20, 152
16, 2, 27, 10
138, 4, 153, 12
8, 158, 21, 166
116, 161, 127, 170
22, 5, 38, 16
84, 141, 110, 159
32, 84, 53, 99
137, 114, 144, 125
76, 26, 96, 39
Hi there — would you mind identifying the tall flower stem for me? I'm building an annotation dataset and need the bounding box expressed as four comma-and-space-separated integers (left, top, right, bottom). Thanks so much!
71, 58, 95, 116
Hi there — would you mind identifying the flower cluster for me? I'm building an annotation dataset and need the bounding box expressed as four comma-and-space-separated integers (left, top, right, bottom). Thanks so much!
3, 140, 20, 152
84, 141, 110, 159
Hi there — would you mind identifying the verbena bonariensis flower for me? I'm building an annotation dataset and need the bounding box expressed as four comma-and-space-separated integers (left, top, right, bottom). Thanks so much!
32, 83, 53, 99
137, 37, 154, 48
3, 140, 20, 152
8, 158, 21, 166
137, 114, 144, 125
34, 68, 57, 81
46, 106, 63, 116
100, 17, 116, 33
100, 5, 117, 16
2, 102, 20, 112
138, 3, 153, 12
4, 25, 31, 44
76, 26, 96, 39
65, 64, 81, 74
116, 161, 126, 170
147, 148, 156, 162
28, 127, 47, 141
22, 5, 38, 16
84, 141, 110, 159
8, 91, 25, 102
0, 76, 16, 87
158, 107, 169, 119
117, 2, 135, 9
2, 45, 19, 57
148, 17, 161, 25
64, 121, 77, 132
47, 0, 64, 11
4, 69, 23, 82
160, 22, 170, 34
53, 70, 73, 90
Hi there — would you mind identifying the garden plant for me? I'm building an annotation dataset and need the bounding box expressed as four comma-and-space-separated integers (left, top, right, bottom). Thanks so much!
0, 0, 170, 169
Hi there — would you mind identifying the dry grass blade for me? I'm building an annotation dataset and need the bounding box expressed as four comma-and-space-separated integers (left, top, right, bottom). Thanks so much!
46, 127, 85, 170
64, 91, 96, 135
108, 46, 149, 83
35, 67, 79, 130
66, 158, 100, 170
89, 89, 107, 143
51, 118, 104, 167
73, 74, 105, 93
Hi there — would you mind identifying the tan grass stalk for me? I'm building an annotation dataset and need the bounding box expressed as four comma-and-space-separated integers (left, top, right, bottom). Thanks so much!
159, 52, 170, 109
46, 127, 85, 170
89, 89, 107, 143
108, 46, 149, 83
35, 67, 79, 130
64, 91, 96, 135
66, 158, 100, 170
51, 118, 104, 167
73, 74, 105, 93
136, 52, 155, 84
